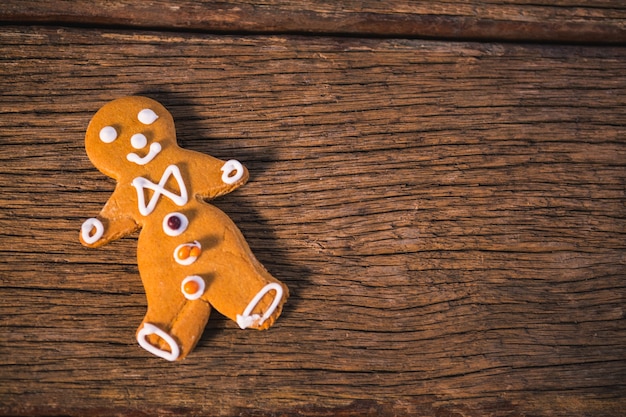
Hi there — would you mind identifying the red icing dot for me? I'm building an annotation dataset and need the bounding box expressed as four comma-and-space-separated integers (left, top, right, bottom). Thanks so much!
167, 215, 182, 230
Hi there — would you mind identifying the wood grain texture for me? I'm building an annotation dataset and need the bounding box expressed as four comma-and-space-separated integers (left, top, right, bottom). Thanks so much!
1, 0, 625, 43
0, 26, 625, 416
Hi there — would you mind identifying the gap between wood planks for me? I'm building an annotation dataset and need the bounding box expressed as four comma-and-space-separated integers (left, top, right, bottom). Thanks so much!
1, 0, 625, 44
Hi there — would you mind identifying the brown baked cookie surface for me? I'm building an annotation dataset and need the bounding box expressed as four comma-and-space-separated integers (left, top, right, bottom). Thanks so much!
80, 96, 288, 361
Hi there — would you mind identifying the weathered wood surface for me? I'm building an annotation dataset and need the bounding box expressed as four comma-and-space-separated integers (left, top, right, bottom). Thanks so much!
1, 0, 626, 43
0, 25, 625, 416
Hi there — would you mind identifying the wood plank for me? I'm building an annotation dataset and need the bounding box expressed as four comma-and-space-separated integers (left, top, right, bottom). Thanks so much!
0, 26, 625, 416
1, 1, 625, 43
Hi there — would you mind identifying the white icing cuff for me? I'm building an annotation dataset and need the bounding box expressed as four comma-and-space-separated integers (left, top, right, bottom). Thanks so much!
221, 159, 244, 184
137, 323, 180, 361
236, 283, 283, 329
81, 218, 104, 244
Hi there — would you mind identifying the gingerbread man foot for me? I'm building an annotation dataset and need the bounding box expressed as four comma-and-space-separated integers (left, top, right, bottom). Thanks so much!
237, 283, 285, 329
137, 323, 180, 361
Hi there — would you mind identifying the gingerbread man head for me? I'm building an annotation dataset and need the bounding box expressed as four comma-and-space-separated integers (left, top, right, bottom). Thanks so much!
85, 96, 175, 179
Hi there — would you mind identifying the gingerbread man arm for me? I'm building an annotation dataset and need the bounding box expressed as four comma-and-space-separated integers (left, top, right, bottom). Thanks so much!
185, 151, 250, 201
80, 185, 139, 248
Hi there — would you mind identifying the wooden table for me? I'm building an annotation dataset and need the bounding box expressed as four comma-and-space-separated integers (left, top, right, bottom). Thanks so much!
1, 2, 625, 416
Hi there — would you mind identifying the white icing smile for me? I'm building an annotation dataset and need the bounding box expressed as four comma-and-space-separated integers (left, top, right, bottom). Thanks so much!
127, 142, 162, 165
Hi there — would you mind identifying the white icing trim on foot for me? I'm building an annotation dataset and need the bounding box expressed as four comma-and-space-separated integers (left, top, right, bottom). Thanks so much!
137, 323, 180, 361
236, 283, 283, 329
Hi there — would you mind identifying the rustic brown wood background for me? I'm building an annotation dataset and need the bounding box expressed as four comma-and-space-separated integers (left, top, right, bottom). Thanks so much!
1, 2, 625, 416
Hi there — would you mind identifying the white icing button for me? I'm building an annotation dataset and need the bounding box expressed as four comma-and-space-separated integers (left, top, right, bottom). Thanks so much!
236, 283, 284, 329
138, 108, 159, 125
99, 126, 117, 143
181, 275, 206, 300
130, 133, 148, 149
173, 241, 201, 266
137, 323, 180, 361
81, 218, 104, 244
221, 159, 244, 184
163, 212, 188, 236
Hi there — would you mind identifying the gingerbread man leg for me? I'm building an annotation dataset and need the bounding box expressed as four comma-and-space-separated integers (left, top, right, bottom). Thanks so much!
200, 255, 288, 330
187, 207, 289, 330
136, 296, 212, 361
135, 234, 213, 361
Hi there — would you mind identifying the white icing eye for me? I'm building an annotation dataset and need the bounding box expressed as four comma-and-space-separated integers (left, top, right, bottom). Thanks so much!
138, 108, 158, 125
163, 212, 188, 236
130, 133, 148, 149
99, 126, 117, 143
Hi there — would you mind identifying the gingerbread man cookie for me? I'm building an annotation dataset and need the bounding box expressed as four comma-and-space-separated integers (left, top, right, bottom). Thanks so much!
80, 96, 288, 361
